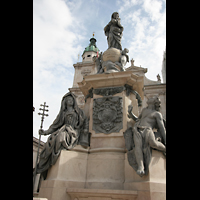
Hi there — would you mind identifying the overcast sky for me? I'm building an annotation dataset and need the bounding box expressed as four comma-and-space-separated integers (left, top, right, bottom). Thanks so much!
33, 0, 166, 142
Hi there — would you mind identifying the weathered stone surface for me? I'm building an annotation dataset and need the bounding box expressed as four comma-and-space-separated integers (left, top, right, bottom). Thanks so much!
93, 96, 123, 134
66, 188, 138, 200
102, 47, 121, 63
78, 71, 144, 100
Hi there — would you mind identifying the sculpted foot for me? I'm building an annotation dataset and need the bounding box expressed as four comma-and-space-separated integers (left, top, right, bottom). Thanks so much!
136, 168, 145, 177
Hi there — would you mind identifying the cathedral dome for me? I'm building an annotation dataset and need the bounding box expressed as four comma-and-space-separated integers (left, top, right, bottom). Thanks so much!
82, 37, 100, 56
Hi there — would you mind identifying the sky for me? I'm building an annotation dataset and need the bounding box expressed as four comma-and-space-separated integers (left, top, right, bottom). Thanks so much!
33, 0, 166, 142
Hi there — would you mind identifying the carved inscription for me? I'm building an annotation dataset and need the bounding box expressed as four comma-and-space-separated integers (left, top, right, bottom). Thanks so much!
81, 69, 91, 76
93, 86, 124, 96
93, 96, 123, 134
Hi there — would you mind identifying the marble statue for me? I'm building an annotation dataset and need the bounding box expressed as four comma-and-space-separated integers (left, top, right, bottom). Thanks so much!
104, 12, 124, 50
35, 92, 90, 179
124, 96, 166, 177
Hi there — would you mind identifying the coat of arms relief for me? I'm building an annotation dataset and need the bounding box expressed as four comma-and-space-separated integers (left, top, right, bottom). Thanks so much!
93, 96, 123, 134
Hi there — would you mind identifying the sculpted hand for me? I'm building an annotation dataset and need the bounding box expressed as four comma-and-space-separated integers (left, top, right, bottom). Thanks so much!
39, 129, 45, 135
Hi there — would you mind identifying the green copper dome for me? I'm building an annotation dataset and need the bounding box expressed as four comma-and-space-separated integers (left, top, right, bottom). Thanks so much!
82, 37, 100, 55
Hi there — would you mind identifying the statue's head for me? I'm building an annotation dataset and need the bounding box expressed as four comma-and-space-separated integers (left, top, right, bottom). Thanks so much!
111, 12, 119, 20
60, 92, 79, 113
123, 48, 129, 54
65, 96, 74, 107
147, 96, 161, 111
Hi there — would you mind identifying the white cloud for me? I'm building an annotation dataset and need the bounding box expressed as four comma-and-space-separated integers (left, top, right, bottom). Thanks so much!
33, 0, 86, 141
118, 0, 141, 13
143, 0, 163, 22
119, 0, 166, 81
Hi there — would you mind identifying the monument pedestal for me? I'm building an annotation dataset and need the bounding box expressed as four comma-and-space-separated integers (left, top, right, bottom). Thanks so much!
124, 150, 166, 200
80, 71, 143, 192
66, 188, 138, 200
38, 71, 166, 200
38, 146, 89, 200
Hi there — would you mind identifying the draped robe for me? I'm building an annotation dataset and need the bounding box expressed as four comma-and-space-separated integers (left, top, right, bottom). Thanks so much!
35, 92, 89, 179
104, 19, 124, 50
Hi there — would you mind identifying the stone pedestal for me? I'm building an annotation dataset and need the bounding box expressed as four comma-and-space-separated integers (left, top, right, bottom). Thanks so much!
38, 71, 166, 200
66, 188, 138, 200
38, 146, 89, 200
124, 150, 166, 200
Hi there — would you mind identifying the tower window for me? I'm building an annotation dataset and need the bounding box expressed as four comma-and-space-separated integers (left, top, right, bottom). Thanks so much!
87, 55, 91, 57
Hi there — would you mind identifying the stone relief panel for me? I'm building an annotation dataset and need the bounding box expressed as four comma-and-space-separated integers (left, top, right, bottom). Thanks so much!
93, 86, 124, 96
92, 96, 123, 134
77, 96, 85, 104
81, 69, 91, 76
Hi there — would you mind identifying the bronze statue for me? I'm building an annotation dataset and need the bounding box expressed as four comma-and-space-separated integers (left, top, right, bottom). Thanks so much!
124, 96, 166, 177
35, 92, 90, 179
104, 12, 124, 50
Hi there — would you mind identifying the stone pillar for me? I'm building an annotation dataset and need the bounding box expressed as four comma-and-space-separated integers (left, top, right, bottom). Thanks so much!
84, 91, 140, 190
78, 71, 144, 193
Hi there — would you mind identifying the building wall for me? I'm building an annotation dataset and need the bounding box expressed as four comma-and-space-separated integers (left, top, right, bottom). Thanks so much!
126, 65, 166, 118
33, 137, 45, 195
162, 49, 166, 83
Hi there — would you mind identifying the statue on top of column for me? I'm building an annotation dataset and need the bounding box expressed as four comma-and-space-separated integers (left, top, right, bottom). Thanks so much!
104, 12, 124, 50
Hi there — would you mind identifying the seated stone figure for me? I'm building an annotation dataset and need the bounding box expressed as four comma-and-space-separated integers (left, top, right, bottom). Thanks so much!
35, 92, 90, 179
124, 96, 166, 177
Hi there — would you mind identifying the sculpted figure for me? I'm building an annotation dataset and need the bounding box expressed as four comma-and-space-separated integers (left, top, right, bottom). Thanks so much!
124, 96, 166, 177
104, 12, 124, 50
115, 48, 129, 71
93, 52, 104, 74
120, 48, 129, 68
35, 92, 90, 179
